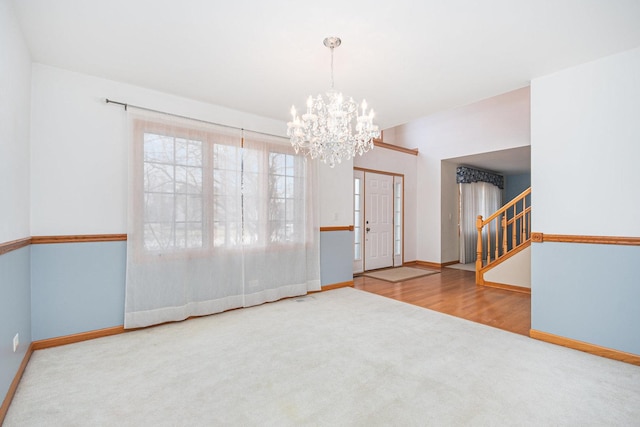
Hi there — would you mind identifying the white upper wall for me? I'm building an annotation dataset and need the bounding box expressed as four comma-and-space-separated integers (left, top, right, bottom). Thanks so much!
318, 160, 354, 228
0, 0, 31, 242
393, 87, 530, 263
398, 87, 531, 160
29, 64, 292, 235
531, 47, 640, 236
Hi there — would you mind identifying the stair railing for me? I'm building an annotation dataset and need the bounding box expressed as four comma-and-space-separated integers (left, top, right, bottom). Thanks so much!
475, 187, 531, 284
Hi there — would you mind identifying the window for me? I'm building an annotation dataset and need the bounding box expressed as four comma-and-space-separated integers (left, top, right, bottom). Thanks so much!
143, 132, 205, 251
268, 151, 303, 243
354, 176, 363, 260
126, 112, 320, 329
138, 121, 307, 253
394, 179, 402, 257
212, 142, 242, 248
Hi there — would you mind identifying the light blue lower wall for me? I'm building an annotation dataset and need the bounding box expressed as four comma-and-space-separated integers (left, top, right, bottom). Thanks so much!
320, 231, 354, 286
31, 241, 126, 341
532, 242, 640, 355
28, 235, 348, 341
2, 234, 346, 405
0, 246, 31, 402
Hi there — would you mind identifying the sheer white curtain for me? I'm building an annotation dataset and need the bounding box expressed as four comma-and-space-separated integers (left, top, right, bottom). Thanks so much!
459, 181, 502, 264
124, 110, 320, 329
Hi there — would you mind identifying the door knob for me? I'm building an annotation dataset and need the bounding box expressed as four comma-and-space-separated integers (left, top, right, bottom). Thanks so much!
366, 227, 371, 232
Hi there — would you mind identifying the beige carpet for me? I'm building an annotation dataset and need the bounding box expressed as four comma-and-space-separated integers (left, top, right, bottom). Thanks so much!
5, 288, 640, 425
362, 266, 439, 282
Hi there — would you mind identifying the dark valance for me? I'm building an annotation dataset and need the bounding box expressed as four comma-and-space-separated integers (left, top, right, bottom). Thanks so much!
456, 166, 503, 189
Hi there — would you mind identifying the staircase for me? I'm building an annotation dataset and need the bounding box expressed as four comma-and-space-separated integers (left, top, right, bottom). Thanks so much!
475, 187, 531, 293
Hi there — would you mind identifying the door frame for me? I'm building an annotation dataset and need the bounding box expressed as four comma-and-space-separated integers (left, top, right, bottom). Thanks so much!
354, 167, 405, 273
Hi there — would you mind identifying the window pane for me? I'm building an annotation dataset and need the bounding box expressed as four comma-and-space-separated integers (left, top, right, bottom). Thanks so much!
272, 176, 285, 198
187, 142, 202, 166
144, 134, 174, 163
215, 169, 240, 197
212, 141, 240, 245
175, 138, 189, 165
267, 152, 301, 244
174, 165, 190, 192
175, 194, 187, 221
214, 221, 241, 247
213, 143, 238, 169
270, 152, 285, 174
243, 172, 259, 197
185, 167, 202, 192
285, 155, 294, 176
243, 150, 259, 174
144, 222, 173, 250
187, 225, 202, 248
145, 163, 174, 193
285, 176, 294, 197
186, 195, 201, 222
285, 201, 294, 222
242, 196, 259, 222
213, 222, 226, 246
214, 195, 238, 220
143, 132, 204, 251
145, 193, 174, 222
270, 199, 284, 221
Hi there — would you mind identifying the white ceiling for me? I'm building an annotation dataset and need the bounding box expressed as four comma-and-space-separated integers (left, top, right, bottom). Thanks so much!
445, 146, 531, 175
10, 0, 640, 132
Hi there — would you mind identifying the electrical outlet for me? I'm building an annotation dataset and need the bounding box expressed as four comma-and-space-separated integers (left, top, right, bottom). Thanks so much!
13, 333, 19, 352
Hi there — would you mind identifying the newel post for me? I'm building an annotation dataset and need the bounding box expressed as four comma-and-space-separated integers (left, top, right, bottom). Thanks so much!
476, 215, 483, 285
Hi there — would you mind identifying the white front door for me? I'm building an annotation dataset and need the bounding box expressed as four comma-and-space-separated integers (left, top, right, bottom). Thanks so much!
364, 172, 393, 270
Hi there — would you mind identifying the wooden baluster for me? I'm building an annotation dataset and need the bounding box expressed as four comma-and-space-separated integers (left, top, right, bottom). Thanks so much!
486, 220, 490, 262
520, 196, 527, 242
494, 218, 499, 260
485, 222, 492, 266
512, 205, 517, 248
502, 213, 507, 256
476, 215, 483, 284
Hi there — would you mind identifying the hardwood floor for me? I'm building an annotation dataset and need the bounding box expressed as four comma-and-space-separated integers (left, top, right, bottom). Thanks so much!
353, 267, 531, 336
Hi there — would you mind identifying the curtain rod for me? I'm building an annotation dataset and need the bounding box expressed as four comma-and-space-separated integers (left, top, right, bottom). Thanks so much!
104, 98, 285, 139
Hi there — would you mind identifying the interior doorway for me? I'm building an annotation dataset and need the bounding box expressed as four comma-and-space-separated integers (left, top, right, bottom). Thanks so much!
354, 169, 403, 273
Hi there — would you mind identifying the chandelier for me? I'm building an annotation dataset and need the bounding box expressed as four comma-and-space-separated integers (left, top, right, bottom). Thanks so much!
287, 37, 380, 167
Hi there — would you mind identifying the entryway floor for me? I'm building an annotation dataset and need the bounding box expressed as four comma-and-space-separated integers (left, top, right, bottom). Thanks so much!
353, 267, 531, 336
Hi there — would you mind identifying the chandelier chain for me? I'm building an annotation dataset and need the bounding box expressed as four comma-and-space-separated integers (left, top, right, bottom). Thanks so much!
330, 45, 334, 90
